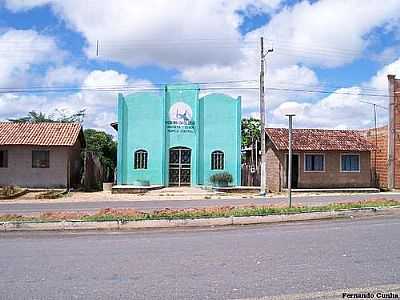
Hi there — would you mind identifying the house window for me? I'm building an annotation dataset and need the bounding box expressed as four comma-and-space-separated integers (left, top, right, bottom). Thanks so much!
32, 150, 49, 168
341, 154, 360, 172
134, 150, 148, 169
304, 154, 324, 171
211, 151, 224, 170
0, 150, 8, 168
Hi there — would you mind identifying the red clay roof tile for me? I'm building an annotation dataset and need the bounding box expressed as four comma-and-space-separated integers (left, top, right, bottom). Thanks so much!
266, 128, 374, 151
0, 122, 82, 146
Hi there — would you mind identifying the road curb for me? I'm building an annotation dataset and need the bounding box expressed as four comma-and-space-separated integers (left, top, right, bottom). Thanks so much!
1, 207, 399, 232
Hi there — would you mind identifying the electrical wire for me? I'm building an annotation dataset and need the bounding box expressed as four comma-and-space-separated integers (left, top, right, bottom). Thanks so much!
0, 83, 390, 100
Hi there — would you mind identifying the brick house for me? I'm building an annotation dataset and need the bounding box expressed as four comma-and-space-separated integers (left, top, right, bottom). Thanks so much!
265, 128, 375, 192
0, 122, 85, 188
364, 75, 400, 190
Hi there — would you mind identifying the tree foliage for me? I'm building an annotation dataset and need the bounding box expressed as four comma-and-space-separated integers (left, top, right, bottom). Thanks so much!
8, 109, 85, 123
241, 117, 261, 148
83, 129, 117, 181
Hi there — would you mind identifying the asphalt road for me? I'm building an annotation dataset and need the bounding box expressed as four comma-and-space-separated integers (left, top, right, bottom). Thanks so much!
1, 192, 400, 215
1, 216, 400, 299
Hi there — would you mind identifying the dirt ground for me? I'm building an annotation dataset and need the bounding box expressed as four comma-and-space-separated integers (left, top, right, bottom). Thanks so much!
0, 187, 388, 204
0, 186, 273, 204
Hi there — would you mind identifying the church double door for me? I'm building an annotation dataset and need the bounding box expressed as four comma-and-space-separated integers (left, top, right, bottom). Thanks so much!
169, 147, 191, 186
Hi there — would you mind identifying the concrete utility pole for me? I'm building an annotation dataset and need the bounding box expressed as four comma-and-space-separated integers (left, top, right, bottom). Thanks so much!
373, 103, 378, 184
286, 114, 295, 208
259, 37, 273, 195
388, 75, 396, 190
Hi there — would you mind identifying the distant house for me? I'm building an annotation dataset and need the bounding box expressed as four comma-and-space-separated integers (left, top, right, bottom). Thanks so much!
265, 128, 375, 192
0, 122, 85, 188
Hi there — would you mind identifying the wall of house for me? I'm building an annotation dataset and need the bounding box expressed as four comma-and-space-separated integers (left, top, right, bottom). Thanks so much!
269, 150, 373, 190
68, 140, 83, 187
0, 145, 70, 188
363, 76, 400, 190
364, 126, 388, 189
295, 151, 372, 188
266, 144, 283, 192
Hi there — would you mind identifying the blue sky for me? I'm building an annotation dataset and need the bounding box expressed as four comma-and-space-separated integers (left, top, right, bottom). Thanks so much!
0, 0, 400, 131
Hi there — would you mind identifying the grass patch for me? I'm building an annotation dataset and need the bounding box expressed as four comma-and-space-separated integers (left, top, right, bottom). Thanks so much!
0, 199, 399, 223
0, 214, 39, 222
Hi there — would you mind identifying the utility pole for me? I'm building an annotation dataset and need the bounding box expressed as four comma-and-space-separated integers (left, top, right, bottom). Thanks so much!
373, 103, 378, 185
259, 36, 273, 195
388, 75, 396, 190
286, 114, 295, 208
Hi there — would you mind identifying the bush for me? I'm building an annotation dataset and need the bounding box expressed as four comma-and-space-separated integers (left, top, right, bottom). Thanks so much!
35, 190, 65, 199
210, 172, 233, 187
0, 186, 21, 197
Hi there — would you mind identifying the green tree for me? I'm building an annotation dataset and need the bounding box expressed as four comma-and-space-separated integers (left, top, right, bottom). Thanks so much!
241, 117, 261, 148
8, 109, 85, 123
83, 129, 117, 181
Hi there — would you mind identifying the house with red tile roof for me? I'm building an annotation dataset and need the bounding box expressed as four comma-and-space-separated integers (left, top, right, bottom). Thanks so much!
265, 128, 375, 192
0, 122, 85, 188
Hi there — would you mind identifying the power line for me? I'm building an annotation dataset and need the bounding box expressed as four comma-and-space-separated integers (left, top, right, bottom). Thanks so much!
268, 80, 387, 93
0, 84, 390, 100
265, 87, 389, 99
0, 79, 258, 91
93, 37, 364, 55
0, 35, 380, 62
0, 83, 389, 112
359, 100, 388, 110
0, 78, 387, 94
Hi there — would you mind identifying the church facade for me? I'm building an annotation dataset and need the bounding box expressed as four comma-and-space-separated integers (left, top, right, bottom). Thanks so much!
116, 84, 241, 187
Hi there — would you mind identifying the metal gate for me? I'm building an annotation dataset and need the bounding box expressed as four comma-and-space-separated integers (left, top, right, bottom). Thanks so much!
169, 147, 191, 186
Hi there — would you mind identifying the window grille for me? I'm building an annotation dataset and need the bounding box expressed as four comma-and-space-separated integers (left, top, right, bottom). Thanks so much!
134, 150, 148, 169
211, 151, 224, 170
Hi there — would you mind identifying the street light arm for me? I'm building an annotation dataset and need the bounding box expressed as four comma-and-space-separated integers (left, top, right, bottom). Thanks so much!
262, 48, 274, 58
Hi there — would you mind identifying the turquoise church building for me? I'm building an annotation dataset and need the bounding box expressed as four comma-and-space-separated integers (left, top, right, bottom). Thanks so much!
116, 84, 241, 187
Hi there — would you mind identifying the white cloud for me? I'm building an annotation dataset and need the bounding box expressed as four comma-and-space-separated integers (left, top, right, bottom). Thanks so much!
4, 0, 50, 11
178, 0, 400, 123
44, 66, 88, 86
3, 0, 400, 132
0, 69, 153, 133
50, 70, 154, 130
371, 46, 400, 65
181, 51, 319, 112
179, 0, 400, 129
0, 29, 62, 88
0, 93, 48, 118
6, 0, 400, 70
368, 57, 400, 91
256, 0, 400, 68
272, 87, 375, 129
5, 0, 281, 68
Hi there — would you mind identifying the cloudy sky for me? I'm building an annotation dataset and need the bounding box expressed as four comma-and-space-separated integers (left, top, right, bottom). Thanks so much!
0, 0, 400, 132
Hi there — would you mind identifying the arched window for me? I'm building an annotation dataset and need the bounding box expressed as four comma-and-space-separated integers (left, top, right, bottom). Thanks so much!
211, 150, 224, 170
134, 150, 148, 169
